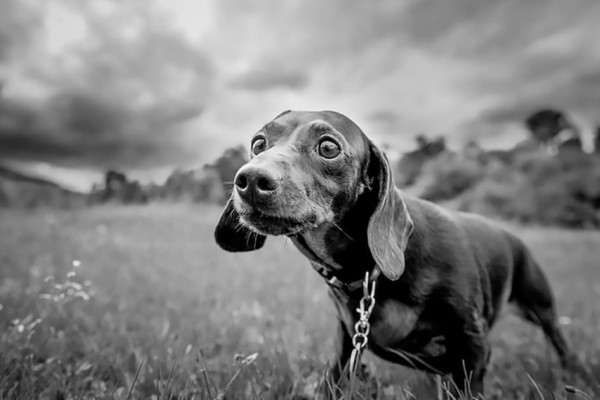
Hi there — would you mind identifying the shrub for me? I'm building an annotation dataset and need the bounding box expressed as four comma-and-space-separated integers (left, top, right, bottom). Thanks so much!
419, 154, 484, 201
458, 152, 600, 228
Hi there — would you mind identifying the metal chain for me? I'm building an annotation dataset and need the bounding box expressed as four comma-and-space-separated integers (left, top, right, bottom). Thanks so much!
348, 271, 377, 375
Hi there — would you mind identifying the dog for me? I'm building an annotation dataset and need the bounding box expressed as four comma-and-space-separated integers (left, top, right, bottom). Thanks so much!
214, 110, 577, 396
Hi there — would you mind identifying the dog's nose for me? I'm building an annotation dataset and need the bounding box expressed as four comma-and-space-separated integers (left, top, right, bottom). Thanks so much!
234, 167, 278, 205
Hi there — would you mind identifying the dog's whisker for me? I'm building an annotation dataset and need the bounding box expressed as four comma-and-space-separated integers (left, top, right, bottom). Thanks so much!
234, 222, 246, 234
223, 186, 235, 197
331, 221, 354, 242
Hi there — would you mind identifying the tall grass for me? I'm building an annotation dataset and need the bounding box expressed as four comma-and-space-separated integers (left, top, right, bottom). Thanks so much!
0, 204, 598, 399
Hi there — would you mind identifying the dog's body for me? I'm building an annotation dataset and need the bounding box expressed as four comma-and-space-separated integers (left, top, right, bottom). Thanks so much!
215, 110, 575, 395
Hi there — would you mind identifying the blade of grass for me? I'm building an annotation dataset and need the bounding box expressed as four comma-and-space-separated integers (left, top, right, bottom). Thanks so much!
127, 359, 144, 400
527, 373, 545, 400
163, 359, 177, 399
197, 350, 216, 399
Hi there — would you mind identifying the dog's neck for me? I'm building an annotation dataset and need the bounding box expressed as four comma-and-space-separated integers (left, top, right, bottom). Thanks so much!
291, 210, 375, 285
290, 195, 426, 289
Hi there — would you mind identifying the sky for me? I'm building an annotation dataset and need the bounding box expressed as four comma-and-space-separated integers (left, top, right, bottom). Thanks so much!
1, 0, 600, 191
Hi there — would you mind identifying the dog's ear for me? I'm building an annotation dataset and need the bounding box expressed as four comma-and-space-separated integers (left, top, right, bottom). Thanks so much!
365, 142, 414, 281
215, 198, 266, 252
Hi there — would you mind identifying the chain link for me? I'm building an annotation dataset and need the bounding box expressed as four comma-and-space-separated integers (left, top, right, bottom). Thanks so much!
349, 271, 377, 375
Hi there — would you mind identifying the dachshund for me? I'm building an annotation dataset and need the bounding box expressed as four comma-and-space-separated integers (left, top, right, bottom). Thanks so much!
214, 110, 577, 396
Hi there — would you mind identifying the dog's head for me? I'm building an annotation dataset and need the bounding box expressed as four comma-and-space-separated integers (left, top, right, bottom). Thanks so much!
215, 110, 413, 280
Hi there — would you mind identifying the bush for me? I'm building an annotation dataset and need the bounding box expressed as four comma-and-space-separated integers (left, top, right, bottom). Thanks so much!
458, 152, 600, 228
418, 154, 484, 201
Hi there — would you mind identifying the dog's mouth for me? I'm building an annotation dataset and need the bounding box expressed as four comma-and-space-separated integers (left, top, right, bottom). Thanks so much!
237, 207, 319, 236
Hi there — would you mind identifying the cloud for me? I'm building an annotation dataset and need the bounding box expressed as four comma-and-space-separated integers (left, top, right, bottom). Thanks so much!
367, 110, 404, 136
229, 64, 309, 91
0, 91, 199, 168
0, 1, 43, 62
0, 0, 213, 170
204, 0, 600, 149
475, 54, 600, 135
444, 0, 600, 136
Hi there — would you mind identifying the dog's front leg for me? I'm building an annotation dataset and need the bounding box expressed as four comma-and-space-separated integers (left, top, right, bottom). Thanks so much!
448, 315, 491, 398
324, 318, 353, 397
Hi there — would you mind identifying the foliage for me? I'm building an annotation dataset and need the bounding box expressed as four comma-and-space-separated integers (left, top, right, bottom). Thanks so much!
418, 153, 483, 202
208, 145, 248, 193
398, 134, 600, 228
524, 109, 575, 145
395, 134, 447, 187
456, 149, 600, 228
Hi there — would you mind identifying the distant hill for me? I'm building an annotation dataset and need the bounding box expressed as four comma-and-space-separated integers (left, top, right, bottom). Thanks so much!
0, 165, 87, 209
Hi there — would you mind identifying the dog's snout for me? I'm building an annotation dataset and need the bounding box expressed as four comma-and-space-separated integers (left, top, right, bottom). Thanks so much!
235, 167, 278, 205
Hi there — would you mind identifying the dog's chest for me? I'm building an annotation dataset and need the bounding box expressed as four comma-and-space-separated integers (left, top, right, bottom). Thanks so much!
332, 292, 417, 345
332, 293, 447, 359
369, 300, 420, 346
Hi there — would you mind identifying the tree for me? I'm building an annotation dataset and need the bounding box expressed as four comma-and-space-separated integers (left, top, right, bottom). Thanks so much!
209, 145, 248, 190
395, 134, 448, 187
413, 134, 446, 156
93, 170, 148, 204
524, 109, 580, 153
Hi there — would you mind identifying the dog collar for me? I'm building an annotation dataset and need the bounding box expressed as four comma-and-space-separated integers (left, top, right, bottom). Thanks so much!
312, 262, 380, 292
293, 235, 380, 291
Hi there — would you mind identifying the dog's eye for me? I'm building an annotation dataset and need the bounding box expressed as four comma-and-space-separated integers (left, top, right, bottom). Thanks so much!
251, 138, 267, 155
318, 140, 341, 159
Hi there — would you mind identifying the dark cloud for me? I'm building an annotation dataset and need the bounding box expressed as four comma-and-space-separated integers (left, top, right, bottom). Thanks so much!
425, 1, 600, 139
0, 1, 43, 62
479, 105, 533, 127
229, 65, 308, 91
478, 65, 600, 131
0, 0, 213, 170
0, 91, 198, 168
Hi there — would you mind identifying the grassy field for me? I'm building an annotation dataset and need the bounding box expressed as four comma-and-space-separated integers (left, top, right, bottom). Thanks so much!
0, 204, 599, 399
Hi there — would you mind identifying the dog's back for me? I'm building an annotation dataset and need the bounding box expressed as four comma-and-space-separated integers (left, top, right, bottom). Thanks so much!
404, 195, 557, 329
405, 196, 572, 368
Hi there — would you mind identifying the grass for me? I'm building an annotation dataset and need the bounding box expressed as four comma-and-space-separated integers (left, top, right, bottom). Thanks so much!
0, 203, 598, 399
